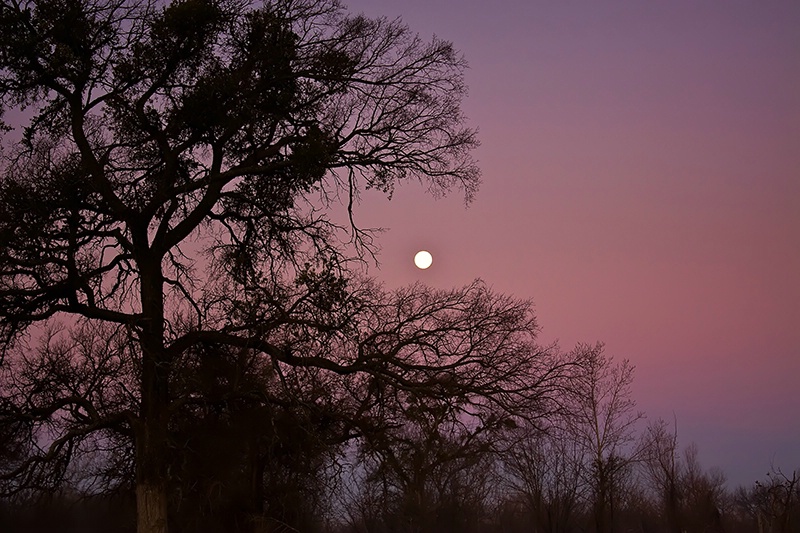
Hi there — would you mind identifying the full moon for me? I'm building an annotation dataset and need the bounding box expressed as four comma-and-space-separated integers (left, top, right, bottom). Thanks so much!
414, 250, 433, 269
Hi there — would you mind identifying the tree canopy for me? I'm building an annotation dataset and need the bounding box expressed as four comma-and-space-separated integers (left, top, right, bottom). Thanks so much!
0, 0, 479, 347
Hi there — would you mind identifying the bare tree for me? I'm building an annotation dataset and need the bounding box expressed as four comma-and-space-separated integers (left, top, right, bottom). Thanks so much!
641, 418, 730, 533
334, 281, 568, 533
0, 321, 137, 499
680, 443, 726, 532
354, 402, 496, 533
642, 418, 683, 533
502, 419, 586, 533
737, 467, 800, 533
0, 1, 480, 531
567, 343, 644, 533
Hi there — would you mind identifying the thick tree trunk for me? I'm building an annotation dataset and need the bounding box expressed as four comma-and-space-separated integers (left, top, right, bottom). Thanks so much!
137, 481, 169, 533
136, 255, 171, 533
136, 382, 170, 533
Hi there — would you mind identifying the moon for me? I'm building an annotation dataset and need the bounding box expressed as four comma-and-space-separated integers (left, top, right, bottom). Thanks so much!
414, 250, 433, 269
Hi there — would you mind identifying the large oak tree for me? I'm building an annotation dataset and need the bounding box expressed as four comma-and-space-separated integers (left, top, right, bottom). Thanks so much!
0, 1, 563, 532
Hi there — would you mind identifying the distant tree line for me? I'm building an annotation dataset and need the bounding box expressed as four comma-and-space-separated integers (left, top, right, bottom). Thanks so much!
2, 334, 798, 533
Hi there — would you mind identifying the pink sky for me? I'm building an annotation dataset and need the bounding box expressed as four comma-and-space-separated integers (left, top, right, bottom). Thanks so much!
344, 0, 800, 486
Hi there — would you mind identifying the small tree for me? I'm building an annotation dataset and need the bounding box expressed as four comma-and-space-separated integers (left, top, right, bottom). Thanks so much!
642, 418, 683, 533
642, 419, 730, 533
567, 343, 644, 533
680, 443, 726, 532
738, 467, 800, 533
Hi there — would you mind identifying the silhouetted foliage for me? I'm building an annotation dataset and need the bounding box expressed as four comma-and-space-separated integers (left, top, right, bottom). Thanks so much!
0, 0, 483, 531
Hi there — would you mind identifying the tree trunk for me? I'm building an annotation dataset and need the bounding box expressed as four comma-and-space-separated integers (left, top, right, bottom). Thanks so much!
136, 254, 170, 533
136, 372, 170, 533
135, 351, 171, 533
594, 460, 610, 533
137, 481, 169, 533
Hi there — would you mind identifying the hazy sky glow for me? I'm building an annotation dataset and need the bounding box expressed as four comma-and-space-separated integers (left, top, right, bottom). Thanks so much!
344, 0, 800, 486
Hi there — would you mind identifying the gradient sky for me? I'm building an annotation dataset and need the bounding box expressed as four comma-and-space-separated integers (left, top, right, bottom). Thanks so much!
343, 0, 800, 487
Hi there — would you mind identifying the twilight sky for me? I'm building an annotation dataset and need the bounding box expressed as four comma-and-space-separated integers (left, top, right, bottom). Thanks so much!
343, 0, 800, 487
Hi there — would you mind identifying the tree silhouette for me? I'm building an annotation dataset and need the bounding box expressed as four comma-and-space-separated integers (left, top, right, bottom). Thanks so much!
736, 467, 800, 533
566, 343, 644, 533
642, 418, 684, 533
502, 414, 586, 532
0, 1, 481, 531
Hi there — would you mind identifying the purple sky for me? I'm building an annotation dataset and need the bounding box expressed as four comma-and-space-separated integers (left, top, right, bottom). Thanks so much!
344, 0, 800, 487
